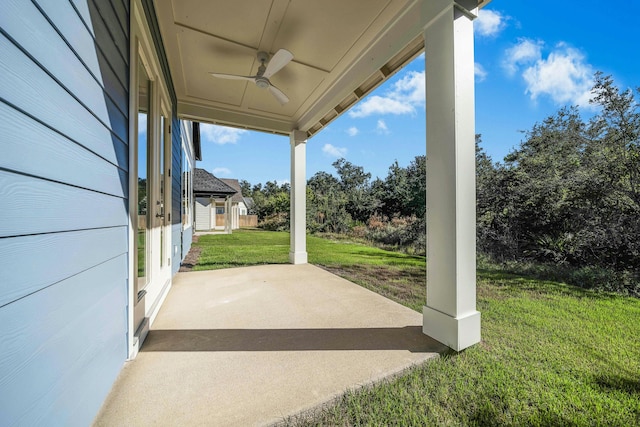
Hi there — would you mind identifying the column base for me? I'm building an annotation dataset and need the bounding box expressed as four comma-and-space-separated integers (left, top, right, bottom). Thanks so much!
288, 251, 308, 265
423, 306, 480, 351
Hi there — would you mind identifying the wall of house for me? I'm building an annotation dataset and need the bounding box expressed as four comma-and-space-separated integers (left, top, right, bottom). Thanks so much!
180, 120, 195, 262
195, 197, 213, 231
0, 0, 129, 425
171, 111, 182, 275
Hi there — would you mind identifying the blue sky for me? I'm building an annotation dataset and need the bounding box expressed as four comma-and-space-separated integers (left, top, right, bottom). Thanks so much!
197, 1, 640, 186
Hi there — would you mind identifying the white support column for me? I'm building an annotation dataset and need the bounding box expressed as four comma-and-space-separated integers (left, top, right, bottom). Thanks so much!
422, 0, 480, 351
289, 130, 308, 264
225, 196, 232, 234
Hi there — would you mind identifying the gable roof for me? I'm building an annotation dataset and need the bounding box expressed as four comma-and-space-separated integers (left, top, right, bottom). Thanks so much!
220, 178, 245, 204
194, 168, 237, 197
244, 197, 255, 210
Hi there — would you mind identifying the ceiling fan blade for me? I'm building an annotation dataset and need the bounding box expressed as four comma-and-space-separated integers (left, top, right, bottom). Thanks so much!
268, 84, 289, 105
263, 49, 293, 78
209, 73, 255, 82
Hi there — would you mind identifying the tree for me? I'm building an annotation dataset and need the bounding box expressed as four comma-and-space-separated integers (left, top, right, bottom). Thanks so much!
405, 155, 426, 218
332, 158, 378, 223
239, 179, 252, 196
376, 156, 425, 219
477, 73, 640, 279
585, 72, 640, 270
307, 171, 351, 232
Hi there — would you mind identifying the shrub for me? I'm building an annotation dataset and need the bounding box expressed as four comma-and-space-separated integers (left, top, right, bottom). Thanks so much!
364, 215, 425, 255
259, 212, 289, 231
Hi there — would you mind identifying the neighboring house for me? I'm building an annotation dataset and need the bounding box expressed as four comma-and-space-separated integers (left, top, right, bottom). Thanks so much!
244, 196, 256, 215
221, 178, 249, 229
193, 168, 237, 233
0, 0, 488, 424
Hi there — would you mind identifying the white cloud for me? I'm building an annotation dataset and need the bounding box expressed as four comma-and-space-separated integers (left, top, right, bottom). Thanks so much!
322, 143, 347, 158
376, 119, 389, 134
475, 63, 488, 82
346, 126, 359, 137
392, 70, 425, 106
212, 167, 231, 176
348, 96, 414, 118
200, 124, 247, 145
504, 39, 594, 107
522, 44, 594, 106
348, 70, 425, 118
503, 38, 543, 76
275, 179, 290, 186
475, 9, 507, 37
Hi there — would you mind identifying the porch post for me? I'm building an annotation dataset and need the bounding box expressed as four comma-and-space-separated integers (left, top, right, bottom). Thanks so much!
225, 196, 232, 234
422, 0, 480, 351
289, 130, 308, 264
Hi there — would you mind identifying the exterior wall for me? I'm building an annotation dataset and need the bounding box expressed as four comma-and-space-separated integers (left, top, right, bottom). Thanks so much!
178, 120, 195, 267
231, 204, 239, 229
0, 1, 129, 425
238, 201, 248, 216
171, 112, 182, 276
195, 197, 213, 230
182, 224, 194, 259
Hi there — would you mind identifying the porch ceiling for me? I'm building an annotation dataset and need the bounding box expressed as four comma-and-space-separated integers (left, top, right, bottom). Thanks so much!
154, 0, 491, 137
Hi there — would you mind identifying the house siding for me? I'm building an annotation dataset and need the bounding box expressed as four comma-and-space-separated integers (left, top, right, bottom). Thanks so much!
171, 113, 182, 275
182, 224, 194, 260
0, 1, 129, 426
195, 197, 213, 231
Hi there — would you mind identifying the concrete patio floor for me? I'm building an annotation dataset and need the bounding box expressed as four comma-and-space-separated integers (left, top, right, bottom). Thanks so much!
93, 264, 447, 426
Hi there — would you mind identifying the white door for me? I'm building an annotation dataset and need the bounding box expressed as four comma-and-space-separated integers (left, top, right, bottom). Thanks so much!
133, 48, 172, 339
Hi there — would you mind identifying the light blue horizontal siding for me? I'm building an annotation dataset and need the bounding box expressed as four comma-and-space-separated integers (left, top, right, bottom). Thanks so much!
81, 0, 129, 62
34, 0, 129, 87
0, 227, 127, 308
0, 33, 127, 169
62, 0, 130, 114
0, 254, 127, 427
0, 103, 127, 198
172, 224, 182, 276
182, 226, 194, 260
0, 0, 127, 138
0, 0, 131, 425
0, 171, 127, 238
171, 115, 182, 227
110, 0, 129, 36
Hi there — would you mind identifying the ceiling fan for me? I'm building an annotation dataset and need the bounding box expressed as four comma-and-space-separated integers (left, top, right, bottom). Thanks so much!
210, 49, 293, 105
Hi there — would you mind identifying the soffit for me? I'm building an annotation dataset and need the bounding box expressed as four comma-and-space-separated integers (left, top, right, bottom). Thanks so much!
154, 0, 491, 137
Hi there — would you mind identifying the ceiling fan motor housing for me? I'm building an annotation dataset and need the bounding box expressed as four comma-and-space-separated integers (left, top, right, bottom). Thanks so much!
255, 77, 270, 88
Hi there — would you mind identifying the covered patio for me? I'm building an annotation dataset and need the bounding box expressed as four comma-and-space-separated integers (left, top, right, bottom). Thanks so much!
0, 0, 490, 424
149, 0, 490, 352
94, 264, 446, 426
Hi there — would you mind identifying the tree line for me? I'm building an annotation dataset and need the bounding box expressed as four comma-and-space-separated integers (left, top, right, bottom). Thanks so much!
241, 73, 639, 294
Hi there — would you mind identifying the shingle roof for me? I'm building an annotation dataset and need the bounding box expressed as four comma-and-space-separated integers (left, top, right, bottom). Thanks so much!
244, 196, 255, 210
193, 168, 237, 196
220, 178, 245, 204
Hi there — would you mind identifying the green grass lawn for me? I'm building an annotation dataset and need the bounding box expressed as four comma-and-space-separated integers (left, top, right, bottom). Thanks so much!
193, 229, 640, 426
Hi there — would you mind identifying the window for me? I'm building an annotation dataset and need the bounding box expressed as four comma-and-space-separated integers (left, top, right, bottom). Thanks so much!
136, 54, 151, 289
216, 207, 225, 215
181, 141, 193, 228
